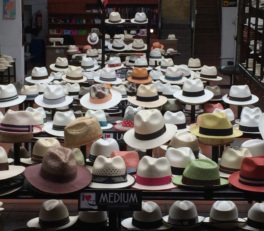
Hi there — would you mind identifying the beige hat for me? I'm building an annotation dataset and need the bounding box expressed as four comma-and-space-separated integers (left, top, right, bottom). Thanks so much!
20, 85, 39, 100
49, 57, 69, 72
0, 84, 26, 108
105, 11, 125, 24
188, 58, 202, 70
198, 65, 223, 81
63, 66, 86, 83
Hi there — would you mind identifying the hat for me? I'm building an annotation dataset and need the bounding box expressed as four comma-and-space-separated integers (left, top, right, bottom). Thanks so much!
161, 99, 183, 113
197, 65, 223, 81
157, 58, 174, 72
167, 34, 177, 40
133, 156, 175, 190
204, 102, 224, 113
161, 84, 180, 99
149, 69, 163, 80
229, 156, 264, 192
63, 66, 86, 83
27, 200, 78, 229
87, 32, 99, 45
164, 111, 188, 131
242, 202, 264, 231
125, 55, 139, 67
49, 57, 69, 72
125, 82, 137, 96
149, 48, 162, 59
89, 156, 135, 189
190, 112, 243, 139
65, 82, 80, 99
121, 201, 171, 230
85, 110, 112, 130
105, 11, 125, 24
213, 108, 235, 123
203, 201, 245, 229
219, 147, 252, 178
160, 66, 187, 84
49, 71, 65, 80
81, 57, 100, 71
112, 84, 127, 100
25, 67, 53, 84
106, 56, 124, 70
26, 107, 46, 125
131, 12, 148, 24
173, 159, 229, 189
67, 45, 80, 53
20, 85, 39, 100
43, 111, 76, 137
134, 57, 150, 69
205, 85, 222, 101
64, 116, 102, 148
35, 85, 73, 109
163, 201, 204, 229
241, 139, 264, 156
239, 107, 262, 134
152, 41, 165, 50
222, 85, 259, 106
0, 84, 26, 108
174, 79, 214, 104
128, 39, 147, 51
94, 68, 122, 85
177, 64, 193, 78
36, 83, 48, 93
127, 68, 152, 84
86, 48, 99, 58
0, 63, 7, 71
108, 39, 127, 52
77, 211, 108, 229
25, 146, 92, 194
80, 84, 122, 110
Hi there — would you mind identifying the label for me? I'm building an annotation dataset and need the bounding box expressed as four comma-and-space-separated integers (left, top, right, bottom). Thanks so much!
222, 0, 237, 7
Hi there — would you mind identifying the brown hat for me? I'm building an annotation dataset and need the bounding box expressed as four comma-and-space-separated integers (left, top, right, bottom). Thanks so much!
127, 68, 152, 84
24, 146, 92, 194
64, 117, 102, 148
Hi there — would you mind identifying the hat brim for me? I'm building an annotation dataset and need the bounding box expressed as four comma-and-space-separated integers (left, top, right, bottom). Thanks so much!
156, 66, 175, 73
127, 95, 167, 108
80, 89, 122, 110
127, 76, 152, 84
20, 158, 37, 166
188, 67, 202, 71
94, 76, 123, 85
132, 181, 176, 191
114, 122, 133, 132
27, 216, 78, 230
241, 218, 263, 231
128, 43, 147, 51
24, 164, 92, 194
174, 89, 214, 104
108, 44, 128, 52
203, 217, 246, 229
130, 18, 148, 24
0, 165, 25, 181
160, 76, 187, 85
121, 217, 171, 230
34, 95, 73, 109
106, 63, 125, 71
197, 75, 223, 81
172, 175, 229, 189
43, 121, 64, 137
61, 75, 87, 83
105, 19, 126, 24
25, 76, 54, 84
163, 215, 204, 229
124, 124, 177, 150
82, 65, 100, 72
87, 36, 99, 45
49, 64, 69, 72
222, 94, 259, 106
0, 95, 26, 108
100, 123, 113, 130
0, 184, 23, 197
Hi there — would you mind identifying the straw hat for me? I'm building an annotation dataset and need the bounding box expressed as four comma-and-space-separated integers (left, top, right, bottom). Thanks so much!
49, 57, 69, 72
87, 32, 99, 45
239, 107, 262, 134
160, 66, 187, 84
131, 12, 148, 24
94, 68, 122, 85
134, 57, 150, 69
205, 85, 222, 101
0, 84, 26, 108
197, 65, 223, 81
187, 58, 202, 71
76, 211, 108, 230
86, 48, 99, 58
164, 111, 188, 131
241, 139, 264, 156
105, 11, 125, 24
112, 84, 127, 100
108, 39, 127, 52
81, 57, 100, 71
213, 108, 235, 123
242, 203, 264, 231
63, 66, 87, 83
67, 45, 80, 53
128, 39, 147, 51
25, 67, 53, 84
149, 69, 163, 80
20, 85, 39, 101
106, 57, 124, 70
85, 109, 112, 130
127, 68, 152, 85
25, 107, 46, 125
157, 58, 174, 72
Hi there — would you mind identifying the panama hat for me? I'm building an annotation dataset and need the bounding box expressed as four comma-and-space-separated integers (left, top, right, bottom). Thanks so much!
197, 65, 223, 81
222, 85, 259, 106
219, 147, 252, 178
108, 39, 128, 52
163, 200, 204, 229
149, 69, 164, 80
34, 85, 73, 109
89, 156, 135, 189
131, 12, 148, 24
128, 39, 147, 51
161, 99, 183, 113
132, 156, 176, 191
27, 199, 78, 230
87, 32, 99, 45
65, 82, 80, 99
153, 81, 164, 94
125, 55, 139, 67
106, 57, 124, 70
239, 107, 262, 134
105, 11, 125, 24
242, 203, 264, 231
25, 146, 92, 194
85, 109, 112, 130
48, 71, 66, 80
127, 68, 152, 85
187, 58, 202, 71
26, 107, 46, 125
174, 78, 214, 104
67, 45, 80, 54
176, 64, 194, 78
86, 48, 99, 58
163, 111, 188, 131
62, 66, 86, 83
49, 57, 69, 72
76, 211, 108, 230
160, 66, 187, 85
94, 68, 122, 85
26, 67, 53, 84
205, 85, 222, 101
156, 58, 174, 72
0, 84, 26, 108
20, 85, 39, 101
80, 84, 122, 110
213, 108, 235, 123
112, 84, 127, 100
229, 156, 264, 193
133, 57, 152, 70
121, 201, 171, 230
81, 57, 100, 71
149, 49, 163, 67
203, 201, 245, 229
241, 139, 264, 156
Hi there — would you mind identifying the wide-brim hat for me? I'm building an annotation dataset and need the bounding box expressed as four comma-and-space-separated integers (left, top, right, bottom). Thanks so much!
0, 165, 25, 181
130, 18, 149, 24
93, 76, 122, 85
222, 94, 259, 106
80, 89, 122, 110
20, 157, 37, 166
203, 217, 246, 229
127, 95, 167, 108
0, 95, 26, 108
128, 43, 147, 51
197, 73, 223, 81
87, 33, 99, 45
174, 89, 214, 104
62, 75, 87, 83
241, 218, 263, 231
25, 76, 54, 84
49, 64, 69, 72
105, 18, 126, 24
34, 95, 73, 109
163, 215, 204, 229
124, 124, 177, 150
24, 164, 92, 194
43, 121, 65, 137
108, 43, 128, 52
160, 75, 187, 85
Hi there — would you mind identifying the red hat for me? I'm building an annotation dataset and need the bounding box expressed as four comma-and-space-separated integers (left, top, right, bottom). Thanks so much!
229, 156, 264, 192
204, 103, 224, 113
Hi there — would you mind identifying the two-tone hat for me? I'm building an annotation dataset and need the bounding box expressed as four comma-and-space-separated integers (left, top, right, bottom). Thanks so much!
0, 84, 26, 108
49, 57, 69, 72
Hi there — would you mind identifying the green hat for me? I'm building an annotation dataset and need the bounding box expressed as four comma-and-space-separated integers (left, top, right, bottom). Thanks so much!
173, 159, 228, 189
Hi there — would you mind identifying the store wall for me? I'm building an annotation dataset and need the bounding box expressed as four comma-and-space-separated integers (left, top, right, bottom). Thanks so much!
0, 0, 24, 83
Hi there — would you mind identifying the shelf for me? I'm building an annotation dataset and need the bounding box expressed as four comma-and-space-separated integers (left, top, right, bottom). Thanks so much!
48, 23, 96, 28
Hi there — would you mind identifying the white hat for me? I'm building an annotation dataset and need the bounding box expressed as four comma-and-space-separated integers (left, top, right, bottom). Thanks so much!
86, 48, 99, 58
106, 56, 124, 70
43, 111, 76, 137
131, 12, 148, 24
0, 84, 26, 108
65, 83, 80, 99
89, 156, 135, 189
81, 57, 100, 71
94, 68, 122, 85
149, 70, 164, 81
20, 85, 39, 100
125, 55, 139, 67
150, 48, 162, 59
108, 39, 127, 52
241, 139, 264, 156
242, 202, 264, 231
161, 84, 181, 99
63, 66, 87, 83
177, 64, 194, 78
67, 45, 79, 53
112, 84, 127, 100
25, 107, 46, 125
36, 83, 48, 93
174, 78, 214, 104
153, 80, 165, 94
35, 85, 73, 108
164, 111, 188, 130
157, 58, 175, 72
25, 67, 53, 84
167, 34, 177, 40
87, 32, 99, 45
134, 57, 149, 68
85, 110, 112, 130
213, 108, 235, 122
49, 71, 65, 80
188, 58, 202, 71
197, 65, 223, 81
49, 57, 69, 72
239, 107, 262, 134
222, 85, 259, 106
105, 11, 125, 24
160, 66, 187, 84
128, 39, 147, 51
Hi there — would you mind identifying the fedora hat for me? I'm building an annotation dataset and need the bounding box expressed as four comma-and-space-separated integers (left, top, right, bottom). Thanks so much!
131, 12, 148, 24
219, 147, 252, 178
64, 116, 102, 148
213, 108, 235, 123
153, 80, 164, 94
112, 84, 127, 100
204, 102, 224, 113
0, 84, 26, 108
134, 57, 150, 69
164, 111, 188, 131
177, 64, 193, 78
133, 156, 176, 190
161, 99, 184, 113
173, 159, 229, 189
222, 85, 259, 106
163, 200, 204, 229
86, 48, 99, 58
81, 57, 100, 71
89, 155, 135, 189
27, 199, 78, 229
80, 84, 122, 110
26, 67, 53, 84
121, 201, 171, 230
65, 83, 80, 99
128, 39, 147, 51
160, 66, 186, 84
26, 107, 46, 125
34, 85, 73, 109
87, 32, 99, 45
108, 39, 127, 52
157, 58, 174, 72
187, 58, 202, 71
203, 201, 245, 229
242, 202, 264, 231
149, 69, 163, 80
229, 156, 264, 192
127, 68, 152, 85
63, 66, 86, 83
167, 34, 177, 40
43, 111, 76, 137
25, 146, 92, 194
239, 107, 262, 134
149, 48, 162, 60
174, 79, 214, 104
125, 55, 138, 67
20, 85, 39, 101
205, 85, 222, 101
67, 45, 80, 53
85, 109, 112, 130
77, 211, 108, 230
106, 56, 124, 70
198, 65, 223, 81
49, 57, 69, 72
241, 139, 264, 156
152, 41, 165, 50
105, 11, 125, 24
36, 83, 48, 93
94, 68, 122, 85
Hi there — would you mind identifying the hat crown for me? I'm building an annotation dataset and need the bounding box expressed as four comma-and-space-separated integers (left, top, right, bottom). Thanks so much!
53, 110, 75, 126
169, 131, 199, 152
89, 32, 98, 41
90, 138, 119, 157
229, 85, 251, 98
133, 39, 144, 45
44, 85, 65, 100
113, 39, 125, 47
109, 11, 121, 21
150, 48, 162, 57
86, 48, 98, 56
164, 111, 186, 124
135, 57, 148, 66
33, 138, 61, 158
206, 85, 221, 95
90, 84, 111, 99
66, 83, 80, 92
124, 106, 140, 119
68, 45, 78, 51
0, 147, 8, 164
31, 67, 48, 77
21, 85, 39, 95
137, 84, 158, 98
240, 157, 264, 180
133, 201, 162, 222
112, 85, 126, 95
108, 57, 121, 64
168, 34, 176, 40
40, 200, 69, 222
210, 201, 238, 221
26, 107, 46, 117
201, 65, 217, 76
0, 84, 18, 98
240, 107, 262, 126
86, 109, 107, 122
197, 112, 232, 130
248, 203, 264, 222
241, 139, 264, 156
169, 200, 198, 220
56, 57, 68, 66
81, 57, 94, 66
161, 58, 174, 66
66, 66, 83, 78
79, 211, 108, 223
166, 66, 183, 77
1, 109, 36, 126
132, 67, 148, 78
135, 12, 147, 20
183, 79, 204, 93
153, 80, 164, 91
188, 58, 201, 66
101, 68, 116, 79
213, 108, 234, 122
166, 147, 195, 168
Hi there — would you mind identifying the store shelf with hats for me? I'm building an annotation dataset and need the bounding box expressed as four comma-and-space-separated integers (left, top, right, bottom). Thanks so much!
0, 55, 16, 84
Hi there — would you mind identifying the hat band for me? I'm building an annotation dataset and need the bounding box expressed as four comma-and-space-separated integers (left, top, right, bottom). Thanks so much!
132, 218, 163, 229
100, 77, 117, 82
228, 95, 252, 102
32, 75, 48, 80
136, 95, 159, 102
247, 218, 264, 229
199, 127, 233, 136
82, 64, 94, 69
132, 44, 145, 49
112, 45, 125, 50
132, 75, 149, 80
135, 125, 166, 140
171, 166, 185, 175
0, 162, 9, 171
163, 94, 174, 99
135, 18, 147, 23
122, 120, 134, 128
128, 59, 135, 64
135, 65, 148, 68
219, 165, 238, 174
0, 94, 18, 102
53, 124, 65, 131
108, 63, 121, 68
92, 174, 127, 184
200, 73, 217, 79
239, 125, 259, 133
40, 166, 77, 183
182, 175, 220, 186
165, 76, 182, 81
109, 19, 122, 23
161, 65, 172, 69
90, 93, 112, 104
87, 54, 98, 58
168, 217, 198, 226
182, 90, 205, 97
209, 218, 239, 223
127, 91, 136, 96
189, 64, 201, 68
0, 123, 33, 132
55, 64, 68, 68
88, 154, 97, 163
239, 175, 264, 186
31, 154, 43, 163
68, 91, 79, 96
39, 217, 70, 228
176, 123, 187, 129
136, 175, 171, 186
66, 76, 83, 80
43, 96, 66, 105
